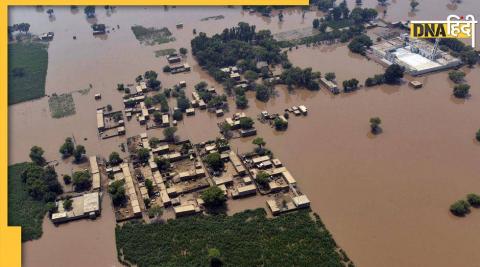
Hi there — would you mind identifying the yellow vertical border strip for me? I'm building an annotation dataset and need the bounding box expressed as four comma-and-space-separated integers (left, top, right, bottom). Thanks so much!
0, 1, 307, 266
1, 2, 22, 267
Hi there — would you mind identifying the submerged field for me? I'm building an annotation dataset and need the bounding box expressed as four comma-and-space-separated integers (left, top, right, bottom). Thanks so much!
8, 41, 48, 105
116, 209, 352, 267
8, 163, 49, 242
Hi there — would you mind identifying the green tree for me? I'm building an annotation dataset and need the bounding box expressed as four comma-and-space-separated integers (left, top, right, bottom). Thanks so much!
312, 18, 320, 29
108, 180, 126, 206
84, 5, 95, 18
255, 84, 270, 102
163, 127, 177, 142
179, 47, 188, 55
177, 96, 191, 112
348, 34, 372, 55
144, 70, 158, 81
256, 171, 270, 188
29, 146, 46, 166
235, 94, 248, 109
252, 137, 266, 148
137, 148, 150, 163
59, 137, 75, 157
467, 193, 480, 208
109, 152, 122, 165
244, 70, 258, 83
204, 152, 223, 171
461, 50, 478, 67
153, 111, 163, 124
149, 137, 161, 148
239, 117, 254, 129
369, 117, 382, 134
73, 145, 86, 162
450, 200, 470, 216
148, 205, 164, 219
448, 70, 465, 83
274, 117, 288, 130
201, 186, 226, 207
154, 157, 171, 171
384, 64, 405, 84
72, 170, 91, 191
476, 129, 480, 142
63, 198, 73, 211
63, 174, 72, 185
325, 72, 336, 81
145, 179, 154, 197
453, 84, 470, 98
173, 109, 183, 121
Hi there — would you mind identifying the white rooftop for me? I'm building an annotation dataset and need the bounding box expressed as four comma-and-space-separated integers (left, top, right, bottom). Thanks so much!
393, 48, 441, 71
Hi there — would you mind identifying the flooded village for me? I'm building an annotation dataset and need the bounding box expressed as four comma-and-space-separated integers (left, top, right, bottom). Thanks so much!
8, 2, 480, 267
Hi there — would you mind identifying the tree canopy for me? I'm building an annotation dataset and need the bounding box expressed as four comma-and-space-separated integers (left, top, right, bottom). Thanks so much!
201, 186, 227, 207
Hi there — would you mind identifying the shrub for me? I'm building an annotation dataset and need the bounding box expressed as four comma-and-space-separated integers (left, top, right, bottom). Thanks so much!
453, 84, 470, 98
467, 194, 480, 207
239, 117, 254, 129
450, 200, 470, 216
72, 170, 91, 191
201, 186, 226, 207
204, 152, 223, 171
448, 70, 465, 83
274, 117, 288, 130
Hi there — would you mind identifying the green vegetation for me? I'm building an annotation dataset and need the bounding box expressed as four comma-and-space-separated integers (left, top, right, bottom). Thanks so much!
365, 74, 385, 87
59, 137, 75, 158
448, 70, 465, 84
281, 67, 320, 90
453, 83, 470, 98
48, 93, 76, 118
325, 72, 336, 81
235, 94, 248, 109
116, 209, 347, 267
29, 145, 46, 166
384, 64, 405, 84
450, 200, 470, 216
191, 22, 288, 83
8, 42, 48, 105
348, 34, 372, 55
137, 148, 150, 164
154, 48, 176, 57
179, 47, 188, 55
274, 117, 288, 131
467, 194, 480, 208
201, 186, 227, 207
109, 180, 126, 207
8, 163, 59, 242
369, 117, 382, 134
163, 126, 177, 142
342, 78, 359, 92
63, 197, 73, 211
410, 0, 419, 11
73, 144, 86, 162
204, 152, 223, 171
154, 157, 170, 171
255, 84, 271, 102
109, 151, 122, 165
72, 170, 91, 192
239, 117, 254, 130
63, 174, 71, 185
476, 129, 480, 142
131, 25, 175, 45
255, 171, 270, 188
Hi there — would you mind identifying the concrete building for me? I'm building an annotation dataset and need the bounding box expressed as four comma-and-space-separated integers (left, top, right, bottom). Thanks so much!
51, 192, 101, 224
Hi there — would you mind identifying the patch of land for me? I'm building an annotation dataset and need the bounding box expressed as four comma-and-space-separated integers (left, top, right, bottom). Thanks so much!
8, 42, 48, 105
154, 48, 176, 57
48, 93, 76, 118
8, 163, 49, 242
116, 209, 350, 267
131, 25, 175, 46
200, 15, 224, 21
273, 27, 319, 42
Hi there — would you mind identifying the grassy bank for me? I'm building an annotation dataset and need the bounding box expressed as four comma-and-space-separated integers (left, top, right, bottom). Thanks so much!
8, 42, 48, 105
8, 163, 49, 242
116, 209, 352, 266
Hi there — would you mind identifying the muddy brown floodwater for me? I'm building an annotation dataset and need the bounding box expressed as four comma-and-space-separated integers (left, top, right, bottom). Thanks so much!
9, 4, 480, 267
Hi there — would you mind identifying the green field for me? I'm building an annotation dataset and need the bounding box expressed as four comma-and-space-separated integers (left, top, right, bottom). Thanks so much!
131, 25, 175, 46
8, 42, 49, 105
116, 209, 352, 267
48, 93, 76, 118
8, 163, 49, 242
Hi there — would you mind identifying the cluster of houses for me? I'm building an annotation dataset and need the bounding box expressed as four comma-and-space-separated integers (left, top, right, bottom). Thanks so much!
166, 53, 191, 74
96, 107, 125, 139
221, 112, 257, 138
51, 156, 102, 224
